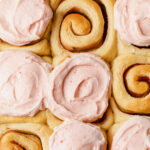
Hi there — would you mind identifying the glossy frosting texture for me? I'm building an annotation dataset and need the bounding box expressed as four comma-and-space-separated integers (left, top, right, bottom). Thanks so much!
0, 0, 53, 46
0, 51, 52, 117
114, 0, 150, 46
47, 53, 111, 122
111, 116, 150, 150
49, 120, 106, 150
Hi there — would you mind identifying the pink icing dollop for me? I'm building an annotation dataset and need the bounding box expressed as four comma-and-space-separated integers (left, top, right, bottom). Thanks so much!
111, 116, 150, 150
46, 53, 111, 122
114, 0, 150, 46
0, 51, 52, 117
49, 120, 106, 150
0, 0, 53, 46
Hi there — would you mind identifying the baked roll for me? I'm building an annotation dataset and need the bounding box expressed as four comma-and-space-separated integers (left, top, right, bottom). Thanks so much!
109, 116, 150, 150
0, 123, 52, 150
0, 0, 53, 56
0, 51, 52, 123
46, 53, 112, 122
49, 120, 107, 150
114, 0, 150, 56
51, 0, 116, 63
113, 55, 150, 114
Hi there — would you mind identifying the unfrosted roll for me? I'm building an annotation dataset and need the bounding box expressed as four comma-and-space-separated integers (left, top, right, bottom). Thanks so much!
51, 0, 116, 63
113, 55, 150, 114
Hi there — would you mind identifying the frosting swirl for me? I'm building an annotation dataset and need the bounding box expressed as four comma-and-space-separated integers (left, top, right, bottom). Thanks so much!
0, 51, 52, 117
0, 0, 53, 46
111, 116, 150, 150
47, 53, 111, 122
49, 120, 106, 150
114, 0, 150, 46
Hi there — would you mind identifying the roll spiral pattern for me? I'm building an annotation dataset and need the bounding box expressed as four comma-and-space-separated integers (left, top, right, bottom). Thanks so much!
113, 55, 150, 114
51, 0, 116, 62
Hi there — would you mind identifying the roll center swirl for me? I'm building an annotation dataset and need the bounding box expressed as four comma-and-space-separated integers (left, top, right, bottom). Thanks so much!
62, 14, 91, 36
124, 65, 150, 98
59, 0, 104, 51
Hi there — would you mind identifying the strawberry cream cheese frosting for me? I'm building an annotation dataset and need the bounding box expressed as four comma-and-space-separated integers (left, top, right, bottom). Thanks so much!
111, 116, 150, 150
0, 0, 53, 46
0, 51, 52, 117
49, 120, 106, 150
114, 0, 150, 46
47, 53, 111, 122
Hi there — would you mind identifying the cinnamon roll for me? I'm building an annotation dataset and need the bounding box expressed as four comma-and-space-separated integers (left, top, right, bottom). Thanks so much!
49, 120, 107, 150
113, 55, 150, 114
109, 116, 150, 150
114, 0, 150, 56
0, 0, 53, 55
51, 0, 116, 63
0, 123, 52, 150
0, 51, 52, 123
46, 53, 112, 122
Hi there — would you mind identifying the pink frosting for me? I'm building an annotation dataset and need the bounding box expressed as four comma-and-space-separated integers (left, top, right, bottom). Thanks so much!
49, 120, 106, 150
0, 51, 52, 117
111, 116, 150, 150
0, 0, 53, 46
46, 53, 111, 122
114, 0, 150, 46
